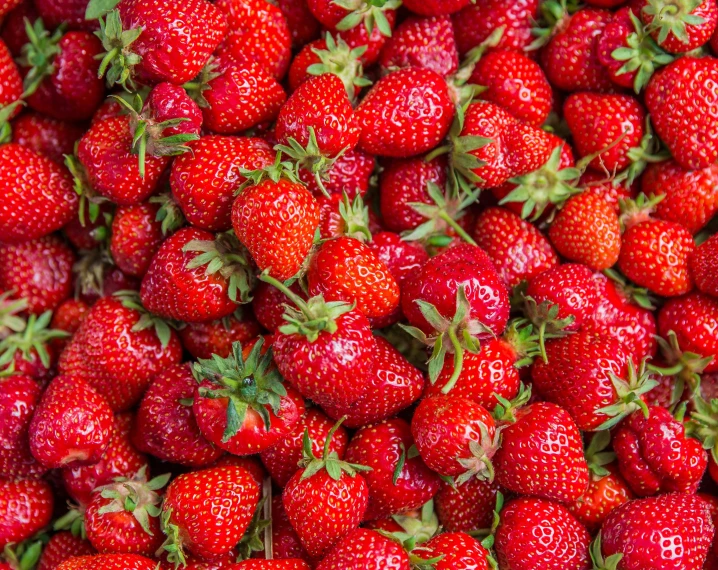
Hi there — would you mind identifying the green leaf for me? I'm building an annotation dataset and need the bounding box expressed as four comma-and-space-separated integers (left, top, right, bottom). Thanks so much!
86, 0, 121, 19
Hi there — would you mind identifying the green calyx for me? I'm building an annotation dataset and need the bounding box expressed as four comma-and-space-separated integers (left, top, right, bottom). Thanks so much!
447, 26, 504, 108
502, 319, 541, 369
386, 500, 440, 551
159, 508, 185, 567
648, 330, 713, 398
2, 536, 47, 570
616, 116, 670, 186
65, 152, 111, 228
618, 192, 665, 231
455, 424, 502, 485
595, 358, 659, 431
260, 272, 354, 343
192, 338, 288, 443
183, 59, 222, 109
72, 245, 114, 300
500, 144, 582, 221
149, 193, 186, 236
237, 497, 271, 561
97, 466, 170, 536
333, 0, 401, 37
183, 230, 256, 304
518, 296, 576, 364
113, 290, 179, 348
0, 310, 68, 371
590, 533, 623, 570
585, 430, 617, 480
0, 292, 28, 341
300, 416, 372, 481
528, 0, 582, 50
19, 18, 63, 98
308, 34, 371, 102
688, 396, 718, 465
603, 268, 657, 311
54, 505, 86, 539
611, 10, 675, 93
401, 285, 492, 391
338, 192, 372, 242
238, 152, 302, 193
111, 94, 199, 178
642, 0, 706, 47
95, 9, 142, 90
492, 383, 532, 424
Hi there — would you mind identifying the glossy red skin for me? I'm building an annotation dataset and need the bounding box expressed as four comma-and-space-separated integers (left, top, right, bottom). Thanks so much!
0, 478, 53, 549
37, 532, 96, 570
646, 57, 718, 170
379, 15, 459, 77
56, 554, 157, 570
110, 202, 164, 278
306, 0, 394, 29
315, 528, 410, 570
211, 455, 265, 489
275, 0, 320, 47
11, 111, 85, 164
401, 243, 510, 338
235, 561, 311, 570
0, 143, 77, 243
200, 58, 286, 135
472, 50, 552, 126
495, 497, 591, 570
403, 0, 469, 15
299, 147, 374, 199
252, 281, 304, 332
355, 67, 454, 158
692, 234, 718, 297
118, 0, 227, 85
542, 8, 616, 93
367, 232, 428, 286
132, 363, 223, 467
639, 0, 718, 53
283, 467, 369, 560
494, 402, 590, 503
145, 82, 202, 137
579, 170, 636, 212
0, 337, 58, 384
214, 0, 291, 79
308, 237, 400, 319
25, 32, 104, 121
566, 464, 633, 531
452, 0, 539, 56
267, 496, 312, 563
78, 116, 169, 206
435, 478, 498, 533
421, 532, 491, 570
232, 178, 320, 282
34, 0, 98, 30
473, 207, 558, 289
320, 336, 425, 428
273, 308, 376, 409
59, 297, 183, 411
140, 227, 240, 323
179, 312, 261, 359
0, 235, 74, 314
659, 291, 718, 373
163, 466, 259, 560
260, 408, 348, 488
597, 7, 640, 89
642, 160, 718, 235
0, 1, 25, 31
601, 493, 714, 570
582, 273, 657, 363
0, 374, 45, 479
345, 418, 440, 520
618, 219, 695, 297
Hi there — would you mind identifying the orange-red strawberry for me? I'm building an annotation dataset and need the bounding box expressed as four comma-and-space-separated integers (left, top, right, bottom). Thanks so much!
0, 477, 53, 549
316, 528, 410, 570
56, 554, 157, 570
36, 532, 96, 570
691, 233, 718, 297
178, 309, 261, 359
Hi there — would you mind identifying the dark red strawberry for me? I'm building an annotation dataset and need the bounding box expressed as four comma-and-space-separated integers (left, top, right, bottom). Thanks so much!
403, 0, 470, 15
11, 111, 85, 164
435, 477, 498, 534
0, 477, 53, 549
691, 233, 718, 297
276, 0, 320, 47
179, 309, 261, 360
252, 281, 304, 333
37, 532, 96, 570
110, 202, 165, 278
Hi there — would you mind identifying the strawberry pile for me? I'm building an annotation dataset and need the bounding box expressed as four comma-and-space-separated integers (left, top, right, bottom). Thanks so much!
3, 0, 718, 568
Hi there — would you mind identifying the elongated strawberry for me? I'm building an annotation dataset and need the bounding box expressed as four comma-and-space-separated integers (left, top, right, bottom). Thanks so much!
0, 478, 53, 549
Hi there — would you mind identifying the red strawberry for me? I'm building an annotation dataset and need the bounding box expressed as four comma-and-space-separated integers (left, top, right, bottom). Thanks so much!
29, 374, 113, 468
34, 0, 98, 31
268, 495, 312, 563
691, 233, 718, 297
37, 532, 96, 570
316, 528, 410, 570
355, 67, 454, 157
404, 0, 470, 16
161, 465, 260, 564
56, 554, 157, 570
298, 147, 374, 199
0, 477, 53, 549
276, 0, 320, 47
579, 170, 637, 212
237, 561, 311, 569
59, 295, 183, 411
252, 281, 305, 333
11, 111, 85, 164
306, 0, 397, 32
110, 202, 166, 278
639, 0, 718, 53
435, 477, 498, 533
420, 532, 492, 570
0, 0, 22, 22
595, 493, 714, 570
0, 143, 77, 243
331, 13, 396, 66
179, 309, 261, 360
495, 497, 591, 569
132, 363, 223, 467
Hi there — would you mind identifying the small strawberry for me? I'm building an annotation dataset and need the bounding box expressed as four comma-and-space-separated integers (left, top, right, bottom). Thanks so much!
11, 111, 85, 164
434, 477, 498, 533
276, 0, 320, 47
268, 496, 312, 563
419, 532, 493, 570
110, 202, 167, 278
316, 528, 410, 570
252, 281, 305, 333
298, 147, 374, 199
56, 554, 157, 569
0, 477, 53, 549
639, 0, 718, 53
179, 309, 261, 360
691, 233, 718, 297
37, 532, 96, 570
238, 561, 311, 570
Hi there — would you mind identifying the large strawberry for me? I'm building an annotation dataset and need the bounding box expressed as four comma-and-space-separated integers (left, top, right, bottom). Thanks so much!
56, 554, 157, 570
0, 478, 53, 549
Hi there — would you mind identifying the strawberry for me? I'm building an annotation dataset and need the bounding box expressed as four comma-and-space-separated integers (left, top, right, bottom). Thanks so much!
11, 112, 85, 164
132, 363, 224, 467
579, 170, 637, 212
192, 338, 305, 455
495, 497, 591, 569
85, 468, 169, 556
0, 309, 65, 382
20, 24, 105, 121
59, 295, 182, 411
298, 146, 374, 199
237, 561, 311, 569
268, 496, 312, 563
275, 0, 320, 47
28, 374, 114, 468
639, 0, 718, 53
493, 394, 590, 503
140, 227, 254, 322
214, 0, 291, 79
355, 67, 454, 157
282, 419, 370, 560
56, 554, 157, 570
419, 532, 492, 570
94, 0, 227, 88
691, 233, 718, 297
1, 4, 34, 56
330, 13, 396, 66
549, 191, 622, 271
37, 532, 96, 570
367, 232, 429, 287
0, 235, 74, 314
435, 477, 498, 533
306, 0, 397, 33
252, 281, 305, 333
316, 528, 410, 570
0, 477, 53, 549
179, 309, 261, 360
34, 0, 98, 31
0, 0, 21, 20
645, 56, 718, 169
109, 202, 166, 278
161, 465, 260, 564
0, 143, 77, 244
403, 0, 470, 16
594, 493, 714, 570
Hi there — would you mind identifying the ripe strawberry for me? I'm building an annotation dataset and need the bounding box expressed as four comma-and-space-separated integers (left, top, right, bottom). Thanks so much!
595, 493, 714, 570
639, 0, 718, 53
420, 532, 492, 570
56, 554, 157, 570
549, 191, 622, 271
316, 528, 410, 570
355, 67, 454, 157
493, 396, 590, 503
37, 532, 96, 570
268, 496, 312, 563
59, 295, 182, 411
298, 147, 374, 199
404, 0, 470, 15
232, 158, 320, 282
11, 112, 85, 164
161, 465, 260, 563
34, 0, 98, 30
283, 420, 370, 560
0, 143, 77, 243
29, 374, 113, 468
252, 281, 305, 333
110, 202, 165, 278
179, 309, 261, 360
237, 561, 311, 570
133, 363, 223, 467
691, 233, 718, 297
435, 477, 498, 533
0, 477, 53, 549
495, 497, 591, 569
95, 0, 227, 87
579, 170, 637, 212
276, 0, 320, 48
330, 12, 396, 66
645, 56, 718, 169
306, 0, 397, 32
0, 0, 22, 21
